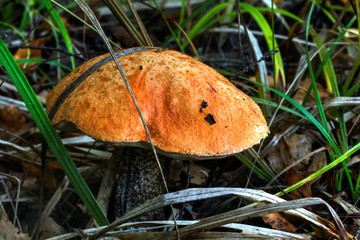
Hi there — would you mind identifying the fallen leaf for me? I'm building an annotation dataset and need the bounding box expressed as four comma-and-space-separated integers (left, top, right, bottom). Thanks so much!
0, 213, 30, 240
284, 134, 312, 171
168, 160, 209, 188
21, 162, 61, 191
0, 106, 27, 139
13, 36, 51, 72
262, 212, 297, 233
267, 136, 289, 174
292, 78, 331, 105
285, 169, 312, 198
307, 152, 327, 175
39, 217, 66, 240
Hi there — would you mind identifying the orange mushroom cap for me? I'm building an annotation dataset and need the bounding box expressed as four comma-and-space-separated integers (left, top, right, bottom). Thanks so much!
46, 47, 269, 159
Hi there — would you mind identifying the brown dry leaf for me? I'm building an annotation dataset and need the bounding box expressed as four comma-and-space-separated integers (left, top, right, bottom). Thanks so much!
268, 134, 313, 174
39, 217, 66, 240
13, 36, 51, 72
306, 152, 327, 183
0, 215, 30, 240
262, 212, 297, 233
267, 136, 289, 173
168, 160, 209, 188
21, 162, 59, 191
284, 169, 312, 198
284, 134, 312, 172
0, 106, 27, 139
292, 78, 331, 105
9, 171, 39, 191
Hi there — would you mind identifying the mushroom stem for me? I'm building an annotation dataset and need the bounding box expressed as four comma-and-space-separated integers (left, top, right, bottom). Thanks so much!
96, 148, 123, 214
114, 147, 165, 220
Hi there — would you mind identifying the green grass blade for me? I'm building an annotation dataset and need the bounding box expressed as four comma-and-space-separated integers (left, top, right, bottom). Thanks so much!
0, 22, 27, 41
19, 2, 31, 31
239, 2, 285, 87
343, 53, 360, 94
161, 0, 215, 47
42, 0, 76, 70
312, 16, 356, 87
182, 2, 233, 49
220, 67, 341, 159
0, 38, 109, 226
309, 27, 338, 95
247, 148, 276, 180
235, 153, 272, 181
345, 82, 360, 96
177, 0, 186, 40
49, 0, 121, 50
305, 3, 330, 137
230, 77, 341, 158
251, 97, 306, 119
152, 0, 184, 52
305, 3, 354, 195
276, 141, 360, 197
256, 7, 303, 22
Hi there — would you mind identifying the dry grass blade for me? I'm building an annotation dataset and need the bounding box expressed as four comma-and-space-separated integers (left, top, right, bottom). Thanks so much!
102, 0, 147, 46
266, 147, 326, 187
0, 173, 21, 227
90, 187, 347, 239
125, 0, 153, 46
96, 148, 122, 214
165, 197, 348, 240
73, 0, 178, 236
48, 220, 309, 239
213, 25, 270, 101
50, 231, 283, 240
170, 19, 201, 61
323, 96, 360, 109
32, 178, 70, 237
0, 95, 28, 111
320, 190, 360, 226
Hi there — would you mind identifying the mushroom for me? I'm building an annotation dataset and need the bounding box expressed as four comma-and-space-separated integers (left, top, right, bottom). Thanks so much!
46, 47, 269, 221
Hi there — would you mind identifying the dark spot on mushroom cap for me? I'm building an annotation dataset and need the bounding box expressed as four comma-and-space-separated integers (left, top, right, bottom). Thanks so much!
204, 114, 216, 125
97, 68, 101, 72
200, 108, 203, 113
140, 65, 143, 70
201, 100, 208, 108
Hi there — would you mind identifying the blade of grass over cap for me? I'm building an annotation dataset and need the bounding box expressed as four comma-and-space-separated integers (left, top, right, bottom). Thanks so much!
73, 0, 179, 234
0, 38, 109, 226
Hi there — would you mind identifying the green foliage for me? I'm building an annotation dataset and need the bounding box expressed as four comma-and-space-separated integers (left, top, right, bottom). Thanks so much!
41, 0, 75, 69
0, 38, 109, 226
2, 0, 360, 228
